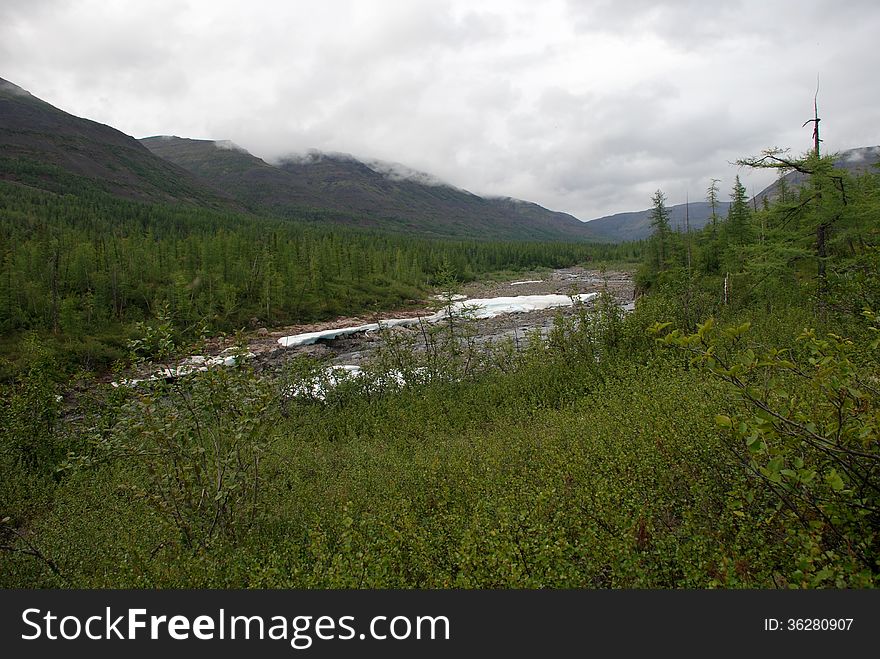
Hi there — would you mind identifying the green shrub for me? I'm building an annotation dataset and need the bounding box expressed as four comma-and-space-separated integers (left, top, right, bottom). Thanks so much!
655, 312, 880, 586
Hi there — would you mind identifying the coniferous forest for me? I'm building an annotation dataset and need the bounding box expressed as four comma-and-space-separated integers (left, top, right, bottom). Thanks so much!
0, 177, 637, 377
1, 143, 878, 588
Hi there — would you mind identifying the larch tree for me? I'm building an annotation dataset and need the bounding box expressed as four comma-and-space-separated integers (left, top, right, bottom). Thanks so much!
735, 97, 849, 309
706, 178, 721, 238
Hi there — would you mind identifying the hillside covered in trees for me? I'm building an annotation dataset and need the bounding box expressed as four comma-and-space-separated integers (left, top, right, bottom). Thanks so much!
0, 78, 237, 209
1, 76, 605, 243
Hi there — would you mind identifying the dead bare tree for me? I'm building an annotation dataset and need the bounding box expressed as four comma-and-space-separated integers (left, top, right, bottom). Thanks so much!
735, 87, 846, 310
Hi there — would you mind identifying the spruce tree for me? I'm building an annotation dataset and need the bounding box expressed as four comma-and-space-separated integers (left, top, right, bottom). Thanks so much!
726, 175, 751, 245
649, 189, 671, 271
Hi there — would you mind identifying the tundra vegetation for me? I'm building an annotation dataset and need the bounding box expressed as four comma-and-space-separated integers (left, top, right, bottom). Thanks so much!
1, 147, 878, 588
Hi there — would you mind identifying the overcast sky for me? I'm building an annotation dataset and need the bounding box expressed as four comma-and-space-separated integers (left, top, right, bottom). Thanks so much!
2, 0, 878, 219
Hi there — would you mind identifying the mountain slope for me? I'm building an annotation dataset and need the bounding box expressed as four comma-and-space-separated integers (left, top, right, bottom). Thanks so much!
142, 137, 601, 241
585, 201, 731, 242
139, 136, 314, 211
753, 145, 880, 204
0, 77, 237, 207
275, 151, 599, 240
1, 76, 595, 241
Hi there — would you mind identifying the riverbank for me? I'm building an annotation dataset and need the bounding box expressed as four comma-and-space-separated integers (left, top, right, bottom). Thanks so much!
119, 267, 635, 384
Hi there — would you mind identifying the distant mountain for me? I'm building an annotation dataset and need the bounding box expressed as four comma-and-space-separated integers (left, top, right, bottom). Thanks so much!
142, 137, 601, 241
0, 77, 235, 207
753, 145, 880, 205
585, 201, 731, 242
585, 146, 880, 242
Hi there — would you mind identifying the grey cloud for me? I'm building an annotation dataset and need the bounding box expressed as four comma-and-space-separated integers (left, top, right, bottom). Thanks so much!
569, 0, 742, 44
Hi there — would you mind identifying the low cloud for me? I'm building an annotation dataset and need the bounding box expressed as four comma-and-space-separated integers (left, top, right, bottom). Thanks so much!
213, 140, 247, 153
362, 159, 450, 187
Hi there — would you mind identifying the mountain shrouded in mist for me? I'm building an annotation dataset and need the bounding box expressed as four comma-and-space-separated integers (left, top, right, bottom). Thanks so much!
141, 136, 602, 241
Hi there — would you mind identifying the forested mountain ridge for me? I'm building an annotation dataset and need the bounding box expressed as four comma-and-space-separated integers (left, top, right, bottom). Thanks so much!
141, 136, 602, 241
139, 136, 319, 213
0, 78, 237, 208
5, 76, 876, 246
273, 150, 600, 241
2, 76, 597, 241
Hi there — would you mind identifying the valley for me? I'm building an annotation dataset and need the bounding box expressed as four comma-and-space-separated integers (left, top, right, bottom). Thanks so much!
1, 73, 878, 592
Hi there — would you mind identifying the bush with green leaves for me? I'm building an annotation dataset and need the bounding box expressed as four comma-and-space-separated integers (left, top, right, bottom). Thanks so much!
0, 335, 64, 474
366, 273, 486, 386
115, 358, 279, 549
653, 312, 880, 586
60, 331, 282, 551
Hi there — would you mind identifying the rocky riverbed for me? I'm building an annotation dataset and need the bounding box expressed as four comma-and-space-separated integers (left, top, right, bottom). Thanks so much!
254, 266, 632, 369
121, 267, 634, 384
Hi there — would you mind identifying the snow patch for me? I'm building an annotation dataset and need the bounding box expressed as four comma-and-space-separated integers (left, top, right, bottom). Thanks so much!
112, 352, 255, 388
289, 365, 428, 400
278, 293, 598, 348
459, 293, 597, 319
278, 318, 426, 348
289, 364, 365, 399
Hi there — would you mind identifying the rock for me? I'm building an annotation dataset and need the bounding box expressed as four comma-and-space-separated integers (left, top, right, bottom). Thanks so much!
256, 327, 269, 337
298, 344, 332, 359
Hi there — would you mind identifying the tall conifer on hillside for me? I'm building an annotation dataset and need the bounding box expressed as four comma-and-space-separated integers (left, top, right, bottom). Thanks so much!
650, 189, 671, 272
726, 175, 752, 245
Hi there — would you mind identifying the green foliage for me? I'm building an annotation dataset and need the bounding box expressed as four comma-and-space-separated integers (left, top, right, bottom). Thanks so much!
128, 303, 176, 362
78, 350, 277, 549
0, 180, 629, 378
0, 334, 64, 473
724, 175, 752, 247
654, 313, 880, 586
545, 290, 626, 382
649, 189, 671, 272
706, 178, 721, 239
